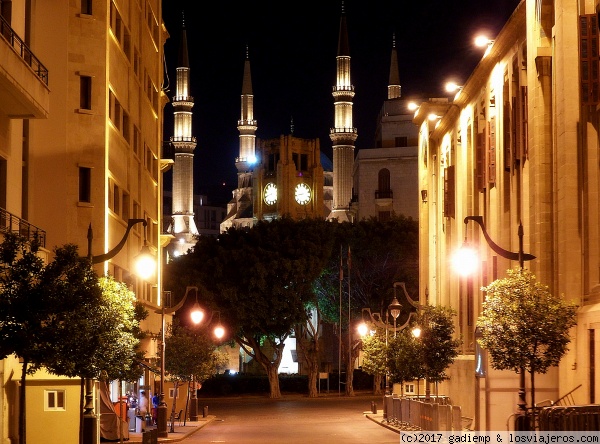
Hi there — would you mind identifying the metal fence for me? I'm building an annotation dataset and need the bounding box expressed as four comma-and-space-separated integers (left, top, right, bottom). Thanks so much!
538, 405, 600, 431
383, 395, 464, 431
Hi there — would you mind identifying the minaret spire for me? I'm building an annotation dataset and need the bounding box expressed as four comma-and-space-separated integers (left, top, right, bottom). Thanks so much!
327, 2, 357, 222
237, 44, 257, 170
388, 32, 401, 99
168, 15, 199, 257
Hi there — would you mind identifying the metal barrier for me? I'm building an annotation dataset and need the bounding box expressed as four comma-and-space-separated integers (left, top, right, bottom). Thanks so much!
382, 396, 462, 431
538, 405, 600, 431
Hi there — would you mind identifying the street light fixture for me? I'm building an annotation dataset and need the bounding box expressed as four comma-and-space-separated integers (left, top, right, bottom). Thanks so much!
454, 215, 536, 431
84, 218, 156, 444
156, 286, 203, 437
359, 282, 418, 423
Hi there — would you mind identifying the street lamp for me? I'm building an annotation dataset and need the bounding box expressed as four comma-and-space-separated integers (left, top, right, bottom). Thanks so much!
359, 282, 418, 423
84, 218, 156, 444
453, 215, 536, 431
156, 286, 202, 437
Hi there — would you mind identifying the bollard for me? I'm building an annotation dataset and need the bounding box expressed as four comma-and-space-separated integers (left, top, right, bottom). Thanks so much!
371, 401, 377, 414
203, 406, 208, 418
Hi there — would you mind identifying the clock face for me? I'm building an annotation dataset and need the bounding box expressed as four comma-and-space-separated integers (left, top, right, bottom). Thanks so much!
295, 183, 311, 205
263, 183, 277, 205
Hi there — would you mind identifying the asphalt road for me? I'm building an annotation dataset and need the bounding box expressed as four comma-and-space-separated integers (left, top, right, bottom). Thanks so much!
179, 393, 399, 443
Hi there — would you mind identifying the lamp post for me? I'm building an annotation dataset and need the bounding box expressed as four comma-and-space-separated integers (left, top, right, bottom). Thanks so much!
359, 282, 417, 423
454, 215, 535, 431
84, 218, 156, 444
156, 286, 202, 437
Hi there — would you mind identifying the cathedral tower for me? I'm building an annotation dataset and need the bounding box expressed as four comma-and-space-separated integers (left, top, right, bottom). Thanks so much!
169, 17, 199, 256
327, 3, 357, 222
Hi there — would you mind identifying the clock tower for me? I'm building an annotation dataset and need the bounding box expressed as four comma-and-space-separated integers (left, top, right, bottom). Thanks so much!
253, 135, 324, 221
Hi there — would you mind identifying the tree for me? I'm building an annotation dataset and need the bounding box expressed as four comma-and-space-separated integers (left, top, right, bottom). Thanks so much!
387, 328, 424, 395
315, 216, 419, 396
165, 217, 336, 398
415, 305, 461, 396
477, 268, 578, 410
360, 329, 387, 395
164, 320, 226, 428
0, 233, 147, 444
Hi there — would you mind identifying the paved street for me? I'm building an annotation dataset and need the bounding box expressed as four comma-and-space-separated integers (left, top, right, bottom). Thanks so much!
177, 392, 399, 444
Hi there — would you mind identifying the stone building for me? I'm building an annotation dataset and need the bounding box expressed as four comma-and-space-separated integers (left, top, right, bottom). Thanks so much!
0, 1, 170, 442
415, 0, 598, 430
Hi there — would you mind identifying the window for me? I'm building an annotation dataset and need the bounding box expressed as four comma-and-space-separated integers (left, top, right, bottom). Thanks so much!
376, 168, 392, 199
395, 136, 408, 147
404, 384, 415, 395
79, 167, 91, 203
79, 76, 92, 110
45, 390, 66, 411
168, 388, 179, 399
81, 0, 92, 15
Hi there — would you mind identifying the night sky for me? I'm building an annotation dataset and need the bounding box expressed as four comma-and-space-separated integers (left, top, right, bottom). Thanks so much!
161, 0, 521, 205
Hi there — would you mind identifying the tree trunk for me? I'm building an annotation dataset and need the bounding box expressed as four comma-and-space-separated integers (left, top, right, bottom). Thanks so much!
530, 370, 536, 427
79, 378, 85, 444
19, 358, 27, 444
296, 332, 320, 398
265, 365, 281, 398
373, 373, 383, 395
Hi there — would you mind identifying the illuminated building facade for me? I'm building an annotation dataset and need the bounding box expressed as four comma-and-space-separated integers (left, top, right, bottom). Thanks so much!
416, 0, 599, 430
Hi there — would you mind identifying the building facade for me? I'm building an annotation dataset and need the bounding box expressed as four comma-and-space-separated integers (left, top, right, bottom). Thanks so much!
416, 0, 597, 430
1, 1, 170, 442
351, 37, 419, 222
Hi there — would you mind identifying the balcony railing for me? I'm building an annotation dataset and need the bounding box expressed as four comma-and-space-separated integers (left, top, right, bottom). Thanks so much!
375, 190, 393, 199
0, 15, 48, 85
0, 207, 46, 248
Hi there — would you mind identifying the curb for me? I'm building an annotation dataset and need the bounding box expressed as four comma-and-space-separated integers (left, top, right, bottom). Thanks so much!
125, 416, 217, 443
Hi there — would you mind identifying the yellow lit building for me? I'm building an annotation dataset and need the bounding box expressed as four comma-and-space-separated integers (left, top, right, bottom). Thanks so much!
1, 1, 170, 442
416, 0, 598, 430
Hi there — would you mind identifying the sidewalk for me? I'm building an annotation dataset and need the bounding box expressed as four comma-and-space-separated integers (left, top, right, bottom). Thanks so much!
126, 416, 217, 443
364, 410, 401, 434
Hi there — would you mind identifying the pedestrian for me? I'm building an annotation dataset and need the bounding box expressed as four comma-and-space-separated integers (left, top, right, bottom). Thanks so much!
138, 390, 148, 417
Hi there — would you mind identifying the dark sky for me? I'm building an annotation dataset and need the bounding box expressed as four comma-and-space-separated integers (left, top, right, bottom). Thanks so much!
161, 0, 521, 205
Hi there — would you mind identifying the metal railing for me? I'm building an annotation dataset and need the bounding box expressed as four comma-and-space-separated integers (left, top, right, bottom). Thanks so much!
0, 207, 46, 247
375, 190, 393, 199
0, 15, 48, 85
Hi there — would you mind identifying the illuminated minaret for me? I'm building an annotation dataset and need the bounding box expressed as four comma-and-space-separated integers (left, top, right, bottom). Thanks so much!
388, 33, 401, 99
220, 46, 257, 232
327, 2, 357, 222
169, 16, 199, 256
236, 45, 257, 182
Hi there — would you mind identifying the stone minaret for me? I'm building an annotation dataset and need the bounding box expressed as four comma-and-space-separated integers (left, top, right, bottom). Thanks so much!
220, 46, 257, 232
388, 33, 401, 99
327, 2, 357, 222
169, 16, 199, 256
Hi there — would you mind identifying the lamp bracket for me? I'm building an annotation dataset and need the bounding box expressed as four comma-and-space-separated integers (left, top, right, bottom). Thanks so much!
464, 216, 535, 262
89, 218, 147, 264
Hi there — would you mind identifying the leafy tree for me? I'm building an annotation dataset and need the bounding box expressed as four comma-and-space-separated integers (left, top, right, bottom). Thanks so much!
415, 305, 461, 397
0, 235, 104, 444
165, 217, 336, 398
164, 320, 226, 427
387, 328, 424, 394
359, 328, 387, 395
315, 216, 419, 395
477, 268, 578, 410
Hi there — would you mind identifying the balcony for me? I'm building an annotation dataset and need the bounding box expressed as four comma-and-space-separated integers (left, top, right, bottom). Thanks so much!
0, 15, 49, 119
375, 189, 393, 206
0, 207, 46, 248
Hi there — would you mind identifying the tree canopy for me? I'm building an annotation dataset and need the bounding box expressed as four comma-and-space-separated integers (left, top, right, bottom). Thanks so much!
477, 268, 578, 408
